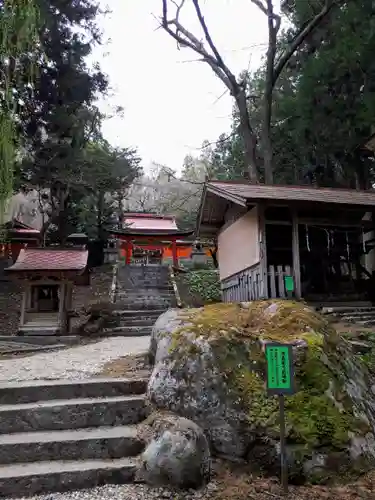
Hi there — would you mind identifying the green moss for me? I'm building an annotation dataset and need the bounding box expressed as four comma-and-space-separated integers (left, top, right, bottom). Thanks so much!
166, 300, 370, 463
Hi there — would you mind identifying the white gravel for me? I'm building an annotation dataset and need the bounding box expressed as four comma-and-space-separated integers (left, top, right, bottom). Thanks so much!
5, 483, 218, 500
0, 336, 150, 382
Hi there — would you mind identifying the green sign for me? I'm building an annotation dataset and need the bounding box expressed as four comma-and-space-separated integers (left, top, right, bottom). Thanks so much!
284, 275, 294, 293
265, 343, 295, 395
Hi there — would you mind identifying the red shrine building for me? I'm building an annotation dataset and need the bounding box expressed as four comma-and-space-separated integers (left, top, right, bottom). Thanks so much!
110, 213, 195, 266
2, 219, 41, 262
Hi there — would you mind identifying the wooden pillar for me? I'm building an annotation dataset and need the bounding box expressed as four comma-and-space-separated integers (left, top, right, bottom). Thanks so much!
258, 203, 268, 299
291, 208, 302, 299
58, 283, 66, 334
127, 240, 133, 264
20, 287, 28, 327
172, 239, 178, 267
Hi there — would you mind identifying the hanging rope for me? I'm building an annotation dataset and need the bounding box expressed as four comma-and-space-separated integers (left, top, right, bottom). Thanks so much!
324, 229, 330, 255
362, 228, 366, 253
305, 225, 310, 252
345, 231, 350, 260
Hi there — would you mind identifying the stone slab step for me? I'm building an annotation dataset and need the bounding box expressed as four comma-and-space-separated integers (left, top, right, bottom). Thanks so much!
0, 457, 136, 498
0, 342, 65, 355
321, 305, 375, 314
118, 286, 174, 292
0, 378, 147, 405
339, 314, 375, 322
0, 395, 148, 434
112, 309, 166, 318
0, 425, 144, 464
113, 302, 171, 311
0, 335, 81, 346
353, 319, 375, 327
118, 319, 156, 327
104, 326, 152, 337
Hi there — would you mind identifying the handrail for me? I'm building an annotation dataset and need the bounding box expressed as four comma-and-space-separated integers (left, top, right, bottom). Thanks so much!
109, 262, 118, 304
169, 265, 183, 308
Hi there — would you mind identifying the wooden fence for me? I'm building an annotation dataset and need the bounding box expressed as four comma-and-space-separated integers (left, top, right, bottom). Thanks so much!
221, 263, 264, 302
267, 265, 293, 299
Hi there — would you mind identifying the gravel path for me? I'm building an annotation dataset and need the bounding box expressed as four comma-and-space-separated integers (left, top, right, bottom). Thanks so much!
2, 484, 214, 500
0, 336, 150, 382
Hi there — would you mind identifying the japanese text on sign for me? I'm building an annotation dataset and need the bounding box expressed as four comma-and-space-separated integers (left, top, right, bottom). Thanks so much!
265, 343, 294, 395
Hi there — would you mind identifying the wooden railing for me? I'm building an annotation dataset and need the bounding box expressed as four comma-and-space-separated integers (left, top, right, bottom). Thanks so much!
221, 263, 263, 302
267, 265, 293, 299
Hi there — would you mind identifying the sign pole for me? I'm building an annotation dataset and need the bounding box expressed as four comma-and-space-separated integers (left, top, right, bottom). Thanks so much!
265, 342, 296, 496
279, 394, 288, 495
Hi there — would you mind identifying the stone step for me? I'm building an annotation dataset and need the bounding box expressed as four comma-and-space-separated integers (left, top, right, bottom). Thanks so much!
353, 319, 375, 327
118, 286, 174, 292
0, 425, 144, 465
0, 378, 147, 405
118, 318, 156, 327
112, 309, 165, 318
0, 395, 148, 434
0, 457, 136, 498
321, 305, 374, 314
116, 290, 174, 297
114, 302, 172, 311
103, 326, 152, 337
0, 335, 81, 346
118, 283, 171, 290
339, 314, 375, 323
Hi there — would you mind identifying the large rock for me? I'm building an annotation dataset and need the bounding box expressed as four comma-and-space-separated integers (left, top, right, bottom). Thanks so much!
148, 301, 375, 483
138, 412, 211, 489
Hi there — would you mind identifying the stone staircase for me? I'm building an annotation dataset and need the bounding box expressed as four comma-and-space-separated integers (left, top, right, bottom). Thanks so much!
319, 302, 375, 327
109, 265, 177, 337
0, 377, 149, 497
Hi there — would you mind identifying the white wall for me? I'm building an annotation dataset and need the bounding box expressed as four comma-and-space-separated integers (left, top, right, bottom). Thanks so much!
218, 206, 259, 281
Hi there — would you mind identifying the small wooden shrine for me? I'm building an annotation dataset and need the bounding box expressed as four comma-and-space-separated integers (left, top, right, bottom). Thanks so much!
5, 247, 88, 336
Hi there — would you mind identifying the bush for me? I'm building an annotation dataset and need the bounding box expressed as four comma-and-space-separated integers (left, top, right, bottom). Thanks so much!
179, 270, 221, 306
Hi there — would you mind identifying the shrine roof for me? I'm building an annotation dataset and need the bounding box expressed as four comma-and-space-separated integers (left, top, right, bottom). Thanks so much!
123, 213, 178, 231
5, 248, 88, 273
110, 228, 194, 238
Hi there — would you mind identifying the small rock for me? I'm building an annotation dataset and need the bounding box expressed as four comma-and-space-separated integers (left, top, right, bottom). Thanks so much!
138, 412, 211, 489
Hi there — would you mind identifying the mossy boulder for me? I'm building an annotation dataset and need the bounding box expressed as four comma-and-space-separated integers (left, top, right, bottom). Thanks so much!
148, 300, 375, 483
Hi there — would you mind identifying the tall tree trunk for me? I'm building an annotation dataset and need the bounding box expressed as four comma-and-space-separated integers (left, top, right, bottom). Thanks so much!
235, 90, 259, 183
97, 191, 104, 241
58, 190, 68, 245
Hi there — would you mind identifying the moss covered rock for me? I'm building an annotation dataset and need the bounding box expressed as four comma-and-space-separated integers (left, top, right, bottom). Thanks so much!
147, 300, 375, 483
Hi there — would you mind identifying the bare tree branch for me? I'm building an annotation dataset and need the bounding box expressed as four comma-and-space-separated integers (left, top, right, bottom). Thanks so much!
160, 0, 259, 183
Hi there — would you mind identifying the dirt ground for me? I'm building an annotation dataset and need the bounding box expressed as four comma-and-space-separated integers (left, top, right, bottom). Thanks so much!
98, 352, 151, 379
208, 460, 374, 500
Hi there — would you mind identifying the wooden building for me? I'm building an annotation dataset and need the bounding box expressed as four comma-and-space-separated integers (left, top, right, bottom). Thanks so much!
197, 181, 375, 304
110, 213, 194, 267
2, 219, 41, 262
5, 247, 88, 335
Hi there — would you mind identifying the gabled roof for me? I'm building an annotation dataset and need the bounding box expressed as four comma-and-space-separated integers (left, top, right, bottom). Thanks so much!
197, 180, 375, 237
206, 181, 375, 206
123, 213, 178, 232
5, 248, 88, 273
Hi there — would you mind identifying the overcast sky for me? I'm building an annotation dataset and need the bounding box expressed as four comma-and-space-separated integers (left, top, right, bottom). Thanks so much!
94, 1, 274, 172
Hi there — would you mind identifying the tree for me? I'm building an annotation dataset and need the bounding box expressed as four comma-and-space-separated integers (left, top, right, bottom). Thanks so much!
75, 141, 142, 240
124, 161, 203, 230
160, 0, 341, 184
13, 0, 109, 241
0, 0, 40, 224
202, 0, 375, 188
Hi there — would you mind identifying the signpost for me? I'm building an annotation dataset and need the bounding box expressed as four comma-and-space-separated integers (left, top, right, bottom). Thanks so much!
284, 275, 295, 298
265, 342, 295, 495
